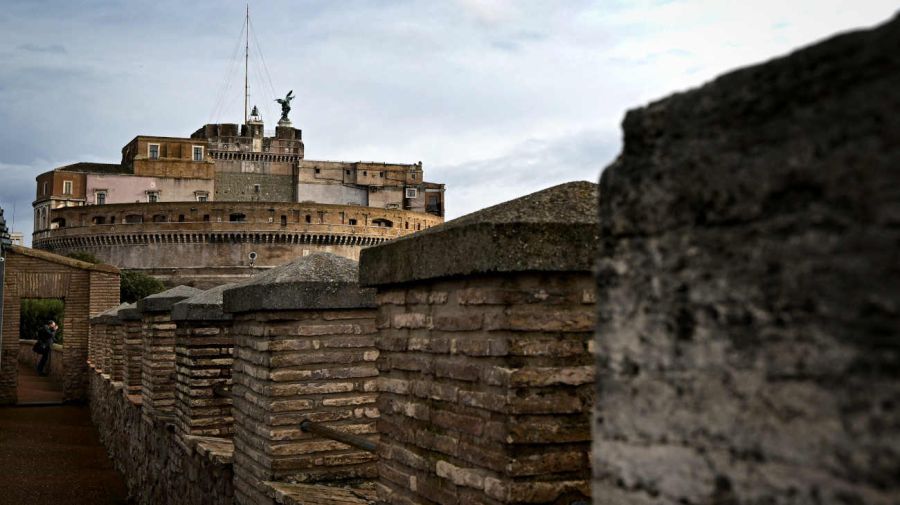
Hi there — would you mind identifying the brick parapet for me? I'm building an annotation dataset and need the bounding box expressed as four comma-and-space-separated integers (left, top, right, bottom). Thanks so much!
373, 275, 595, 504
223, 253, 379, 505
174, 320, 235, 440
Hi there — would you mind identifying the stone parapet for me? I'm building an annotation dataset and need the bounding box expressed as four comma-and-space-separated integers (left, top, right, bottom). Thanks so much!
138, 285, 203, 423
360, 182, 599, 504
593, 15, 900, 505
107, 303, 129, 383
172, 284, 237, 440
223, 253, 378, 505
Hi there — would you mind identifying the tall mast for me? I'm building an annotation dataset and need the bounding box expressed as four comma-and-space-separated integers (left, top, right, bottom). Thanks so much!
243, 3, 249, 125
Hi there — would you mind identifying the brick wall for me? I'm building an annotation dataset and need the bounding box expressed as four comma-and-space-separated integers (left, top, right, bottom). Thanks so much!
0, 246, 119, 404
360, 181, 599, 504
138, 286, 203, 422
223, 253, 379, 505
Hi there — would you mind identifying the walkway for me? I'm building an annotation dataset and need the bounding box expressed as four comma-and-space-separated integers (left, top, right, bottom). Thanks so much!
0, 365, 129, 505
16, 360, 64, 404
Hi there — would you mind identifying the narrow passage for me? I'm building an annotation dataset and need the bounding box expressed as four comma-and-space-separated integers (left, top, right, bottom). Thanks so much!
0, 366, 128, 505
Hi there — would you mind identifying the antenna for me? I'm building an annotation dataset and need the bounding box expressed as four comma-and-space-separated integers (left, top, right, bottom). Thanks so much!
244, 3, 250, 125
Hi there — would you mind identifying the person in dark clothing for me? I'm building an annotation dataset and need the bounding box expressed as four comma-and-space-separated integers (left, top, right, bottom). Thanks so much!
34, 320, 58, 376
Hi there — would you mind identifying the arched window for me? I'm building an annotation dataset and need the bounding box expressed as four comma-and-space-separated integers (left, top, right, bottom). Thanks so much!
50, 217, 66, 229
305, 214, 312, 224
152, 214, 167, 223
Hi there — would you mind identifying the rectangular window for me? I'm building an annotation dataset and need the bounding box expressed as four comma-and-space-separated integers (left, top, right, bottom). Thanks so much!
63, 180, 73, 195
96, 192, 106, 205
42, 181, 48, 195
149, 144, 160, 160
147, 191, 159, 203
405, 187, 418, 199
192, 146, 204, 161
197, 195, 208, 202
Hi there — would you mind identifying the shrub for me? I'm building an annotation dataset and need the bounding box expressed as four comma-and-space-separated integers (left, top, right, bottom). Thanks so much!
120, 270, 165, 303
20, 298, 65, 343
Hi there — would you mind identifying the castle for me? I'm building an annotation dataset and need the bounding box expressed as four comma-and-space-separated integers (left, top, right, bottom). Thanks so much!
31, 109, 445, 286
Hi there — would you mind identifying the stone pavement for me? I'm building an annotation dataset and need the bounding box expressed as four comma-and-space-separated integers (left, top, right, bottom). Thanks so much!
16, 360, 64, 404
0, 365, 128, 505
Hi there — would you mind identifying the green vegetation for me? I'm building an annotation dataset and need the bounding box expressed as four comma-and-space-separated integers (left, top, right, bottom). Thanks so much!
120, 270, 165, 303
20, 299, 64, 343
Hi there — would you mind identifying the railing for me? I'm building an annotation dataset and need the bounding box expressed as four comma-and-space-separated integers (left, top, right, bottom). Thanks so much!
299, 420, 376, 453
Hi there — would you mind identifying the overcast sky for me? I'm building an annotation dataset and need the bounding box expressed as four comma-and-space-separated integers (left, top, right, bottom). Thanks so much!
0, 0, 896, 245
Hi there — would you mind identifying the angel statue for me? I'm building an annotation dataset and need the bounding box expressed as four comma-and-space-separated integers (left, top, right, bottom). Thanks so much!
275, 90, 295, 122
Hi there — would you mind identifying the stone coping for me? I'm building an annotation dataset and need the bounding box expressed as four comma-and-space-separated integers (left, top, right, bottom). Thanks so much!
359, 181, 600, 287
137, 285, 204, 314
223, 252, 375, 313
263, 482, 376, 505
186, 436, 234, 466
117, 302, 140, 321
91, 303, 129, 324
171, 283, 236, 322
5, 244, 120, 274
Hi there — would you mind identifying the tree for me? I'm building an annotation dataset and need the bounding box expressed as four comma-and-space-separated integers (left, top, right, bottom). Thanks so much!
120, 270, 165, 303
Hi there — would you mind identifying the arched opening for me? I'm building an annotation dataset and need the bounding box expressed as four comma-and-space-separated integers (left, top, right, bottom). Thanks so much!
229, 213, 246, 222
125, 214, 143, 224
91, 216, 106, 225
305, 214, 312, 224
151, 214, 167, 223
50, 218, 66, 229
372, 218, 394, 228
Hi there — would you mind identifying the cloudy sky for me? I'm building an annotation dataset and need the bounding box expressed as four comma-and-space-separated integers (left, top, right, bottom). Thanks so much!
0, 0, 896, 244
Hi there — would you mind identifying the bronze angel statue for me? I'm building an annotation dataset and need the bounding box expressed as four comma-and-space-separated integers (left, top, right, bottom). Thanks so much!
275, 90, 295, 122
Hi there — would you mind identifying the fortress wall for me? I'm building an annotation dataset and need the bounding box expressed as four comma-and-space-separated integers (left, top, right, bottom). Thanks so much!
592, 15, 900, 505
215, 172, 295, 202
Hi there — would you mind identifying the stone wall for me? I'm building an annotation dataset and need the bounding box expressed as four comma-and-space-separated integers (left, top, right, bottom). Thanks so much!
360, 181, 599, 504
592, 15, 900, 505
90, 370, 234, 505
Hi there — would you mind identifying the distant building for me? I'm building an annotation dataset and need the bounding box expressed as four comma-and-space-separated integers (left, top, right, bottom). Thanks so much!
33, 112, 445, 287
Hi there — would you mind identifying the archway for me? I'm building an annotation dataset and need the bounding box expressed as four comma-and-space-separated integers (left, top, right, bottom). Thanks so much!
0, 245, 119, 404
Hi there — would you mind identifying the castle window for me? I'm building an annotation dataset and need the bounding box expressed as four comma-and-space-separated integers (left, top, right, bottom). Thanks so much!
229, 213, 246, 222
253, 184, 260, 193
147, 191, 159, 203
380, 171, 384, 177
203, 214, 210, 222
42, 181, 48, 195
363, 171, 367, 176
192, 145, 204, 161
152, 214, 167, 223
280, 215, 287, 226
315, 168, 321, 174
92, 216, 106, 225
178, 215, 185, 222
149, 144, 160, 160
405, 188, 418, 199
96, 191, 106, 205
372, 218, 393, 228
405, 222, 409, 229
195, 191, 209, 202
63, 180, 73, 195
305, 214, 311, 224
345, 170, 350, 175
125, 214, 143, 224
348, 218, 358, 226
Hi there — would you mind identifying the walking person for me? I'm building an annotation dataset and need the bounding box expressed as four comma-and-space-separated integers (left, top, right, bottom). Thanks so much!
33, 320, 58, 376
